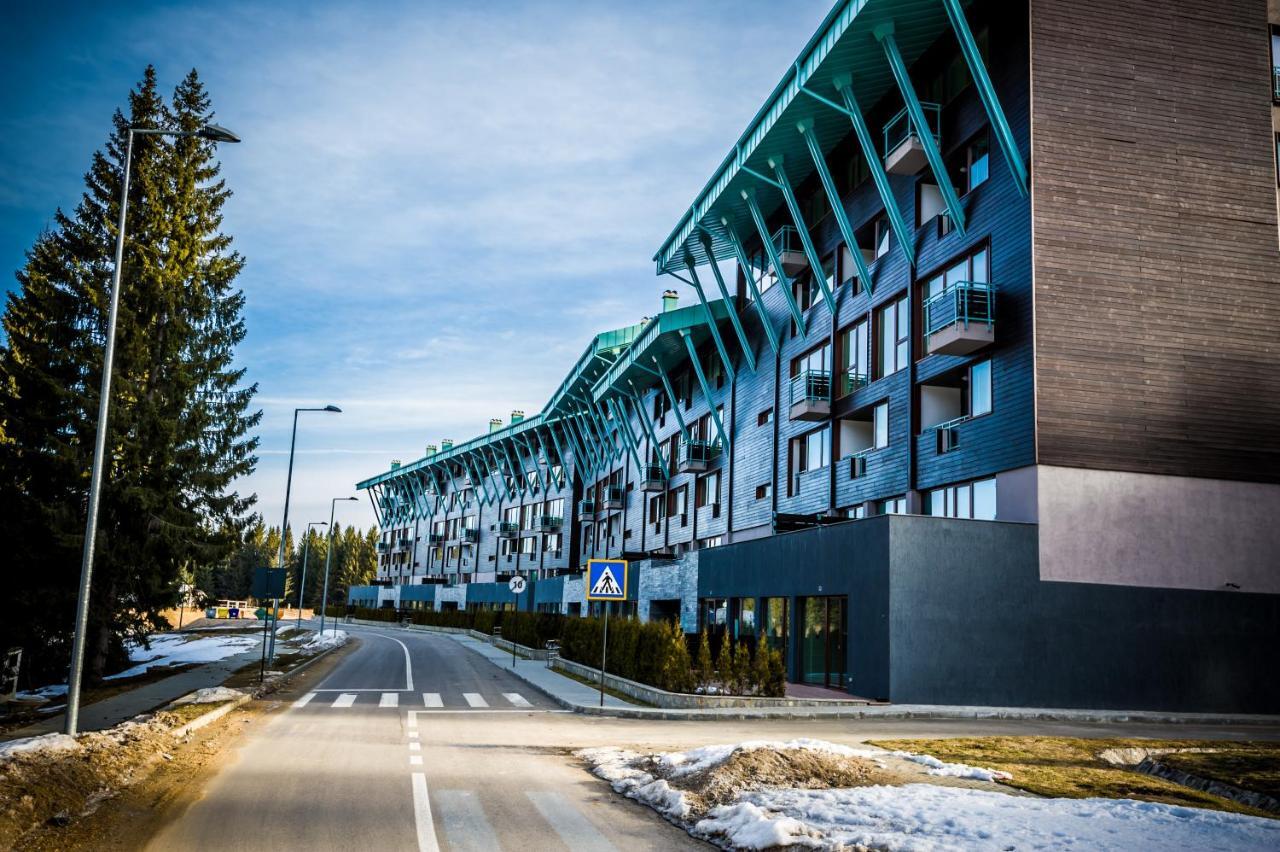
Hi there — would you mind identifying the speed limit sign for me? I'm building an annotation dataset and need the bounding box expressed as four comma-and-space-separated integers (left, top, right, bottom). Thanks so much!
508, 575, 527, 595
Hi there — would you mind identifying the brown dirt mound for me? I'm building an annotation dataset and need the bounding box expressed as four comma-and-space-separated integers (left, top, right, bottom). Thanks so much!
664, 747, 914, 815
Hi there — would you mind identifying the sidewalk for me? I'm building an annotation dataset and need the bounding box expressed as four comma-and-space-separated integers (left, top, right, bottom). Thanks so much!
3, 642, 264, 740
449, 635, 1280, 726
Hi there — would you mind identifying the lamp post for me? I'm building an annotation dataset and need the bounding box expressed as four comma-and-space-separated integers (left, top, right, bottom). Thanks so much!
295, 521, 327, 630
268, 405, 342, 665
65, 123, 241, 737
319, 497, 360, 635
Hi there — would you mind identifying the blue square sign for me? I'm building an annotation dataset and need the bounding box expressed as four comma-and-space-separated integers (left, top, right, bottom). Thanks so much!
585, 559, 628, 601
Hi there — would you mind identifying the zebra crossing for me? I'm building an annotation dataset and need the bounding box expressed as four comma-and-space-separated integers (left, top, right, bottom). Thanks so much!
291, 690, 548, 711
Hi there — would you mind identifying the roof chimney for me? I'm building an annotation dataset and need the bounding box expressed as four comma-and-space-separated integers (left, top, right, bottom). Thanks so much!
440, 438, 454, 451
510, 409, 524, 424
390, 459, 401, 470
662, 289, 679, 312
425, 443, 438, 457
489, 418, 504, 433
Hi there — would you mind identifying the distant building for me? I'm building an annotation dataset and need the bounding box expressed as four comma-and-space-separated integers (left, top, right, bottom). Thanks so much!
354, 0, 1280, 713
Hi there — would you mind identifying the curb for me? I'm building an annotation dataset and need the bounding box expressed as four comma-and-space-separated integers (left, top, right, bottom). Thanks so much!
170, 693, 253, 737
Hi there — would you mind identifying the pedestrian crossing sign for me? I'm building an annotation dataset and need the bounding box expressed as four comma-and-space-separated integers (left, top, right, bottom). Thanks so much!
585, 559, 628, 601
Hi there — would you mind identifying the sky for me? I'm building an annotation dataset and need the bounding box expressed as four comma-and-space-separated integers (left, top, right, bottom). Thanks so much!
0, 0, 831, 532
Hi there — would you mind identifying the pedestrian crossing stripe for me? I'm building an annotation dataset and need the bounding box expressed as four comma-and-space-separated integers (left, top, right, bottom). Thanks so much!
293, 690, 541, 710
586, 559, 628, 601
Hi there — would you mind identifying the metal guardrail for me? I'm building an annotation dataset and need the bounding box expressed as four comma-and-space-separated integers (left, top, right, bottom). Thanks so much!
923, 281, 994, 346
680, 439, 721, 465
789, 369, 832, 408
884, 102, 941, 155
838, 370, 868, 397
770, 225, 802, 256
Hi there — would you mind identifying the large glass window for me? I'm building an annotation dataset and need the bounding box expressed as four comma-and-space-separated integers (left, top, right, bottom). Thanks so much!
925, 247, 989, 301
838, 319, 869, 396
969, 360, 992, 417
791, 343, 832, 377
926, 477, 997, 520
876, 296, 909, 378
873, 402, 889, 449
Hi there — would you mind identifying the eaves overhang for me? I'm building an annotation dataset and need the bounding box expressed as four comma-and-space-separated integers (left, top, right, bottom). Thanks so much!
590, 300, 732, 401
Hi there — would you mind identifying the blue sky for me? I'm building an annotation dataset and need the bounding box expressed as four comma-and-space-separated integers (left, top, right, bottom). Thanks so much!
1, 0, 830, 531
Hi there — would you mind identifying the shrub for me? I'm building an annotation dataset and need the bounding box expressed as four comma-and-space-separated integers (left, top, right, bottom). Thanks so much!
694, 629, 713, 690
732, 640, 752, 695
655, 620, 695, 693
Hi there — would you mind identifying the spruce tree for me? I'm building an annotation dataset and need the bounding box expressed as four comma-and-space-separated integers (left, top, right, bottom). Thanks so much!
0, 67, 259, 681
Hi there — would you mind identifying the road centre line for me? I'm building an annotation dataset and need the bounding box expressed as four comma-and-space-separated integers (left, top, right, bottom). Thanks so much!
411, 772, 440, 852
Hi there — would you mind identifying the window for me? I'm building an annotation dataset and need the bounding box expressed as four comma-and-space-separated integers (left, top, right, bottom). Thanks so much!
876, 296, 909, 378
503, 506, 520, 526
926, 477, 997, 520
648, 494, 666, 522
654, 391, 669, 425
700, 536, 724, 549
845, 505, 867, 520
874, 218, 890, 260
696, 470, 721, 508
543, 497, 564, 518
922, 27, 986, 105
876, 496, 908, 515
791, 427, 830, 492
500, 537, 516, 557
873, 402, 889, 449
758, 408, 773, 426
666, 485, 689, 520
837, 319, 869, 396
790, 343, 831, 378
520, 536, 536, 555
755, 483, 771, 500
965, 134, 989, 193
520, 503, 535, 530
843, 151, 869, 194
969, 360, 992, 417
1272, 26, 1280, 101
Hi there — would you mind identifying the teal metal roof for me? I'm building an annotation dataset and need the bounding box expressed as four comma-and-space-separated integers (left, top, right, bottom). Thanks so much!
652, 0, 954, 273
590, 301, 731, 400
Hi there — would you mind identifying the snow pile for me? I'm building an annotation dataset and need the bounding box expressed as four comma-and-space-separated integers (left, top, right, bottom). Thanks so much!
172, 686, 245, 705
13, 683, 69, 702
106, 633, 259, 680
658, 739, 882, 778
697, 784, 1280, 851
890, 749, 1013, 782
300, 629, 348, 653
577, 748, 692, 820
0, 733, 81, 764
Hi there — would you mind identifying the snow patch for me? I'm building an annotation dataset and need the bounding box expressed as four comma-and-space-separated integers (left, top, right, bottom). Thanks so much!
299, 628, 348, 653
106, 633, 259, 679
172, 686, 245, 705
0, 733, 81, 763
891, 749, 1013, 782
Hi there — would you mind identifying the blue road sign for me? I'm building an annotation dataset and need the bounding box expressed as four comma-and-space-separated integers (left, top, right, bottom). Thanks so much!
586, 559, 627, 601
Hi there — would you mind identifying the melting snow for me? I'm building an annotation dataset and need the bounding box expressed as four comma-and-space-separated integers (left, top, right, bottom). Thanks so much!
0, 733, 81, 763
105, 633, 259, 679
299, 629, 348, 653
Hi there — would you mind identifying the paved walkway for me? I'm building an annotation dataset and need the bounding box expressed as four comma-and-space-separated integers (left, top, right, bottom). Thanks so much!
449, 636, 635, 710
3, 642, 264, 740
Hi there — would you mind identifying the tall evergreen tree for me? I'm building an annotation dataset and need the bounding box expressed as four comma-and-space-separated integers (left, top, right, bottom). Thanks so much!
0, 67, 259, 682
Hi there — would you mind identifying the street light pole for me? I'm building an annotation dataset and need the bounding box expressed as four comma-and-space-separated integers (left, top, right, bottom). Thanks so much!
65, 123, 240, 737
319, 497, 359, 635
267, 404, 341, 665
296, 521, 327, 630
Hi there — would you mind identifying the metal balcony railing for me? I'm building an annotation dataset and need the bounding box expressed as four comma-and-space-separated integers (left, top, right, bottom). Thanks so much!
640, 463, 666, 492
678, 438, 721, 472
535, 515, 563, 532
923, 281, 995, 355
428, 532, 445, 544
603, 486, 625, 510
846, 448, 873, 479
789, 369, 831, 421
462, 528, 479, 544
838, 370, 869, 398
578, 498, 596, 515
883, 102, 941, 156
498, 521, 520, 537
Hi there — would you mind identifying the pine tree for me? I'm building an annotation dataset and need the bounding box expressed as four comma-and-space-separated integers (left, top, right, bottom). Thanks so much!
0, 67, 259, 681
714, 635, 733, 694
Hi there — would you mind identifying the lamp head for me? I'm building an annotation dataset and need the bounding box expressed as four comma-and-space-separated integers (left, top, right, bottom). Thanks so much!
197, 124, 241, 143
324, 405, 342, 413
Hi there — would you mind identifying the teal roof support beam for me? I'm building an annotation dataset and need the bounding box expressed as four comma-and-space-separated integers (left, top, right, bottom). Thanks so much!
405, 470, 427, 520
427, 465, 448, 514
797, 119, 873, 299
575, 395, 619, 463
697, 233, 757, 373
740, 188, 807, 335
679, 329, 730, 450
625, 389, 670, 481
768, 154, 837, 313
565, 413, 600, 478
506, 438, 537, 496
515, 432, 548, 494
680, 259, 735, 383
874, 22, 966, 235
484, 445, 515, 500
496, 442, 526, 499
831, 74, 916, 267
591, 397, 625, 463
546, 424, 571, 490
464, 453, 496, 506
651, 358, 691, 444
575, 404, 613, 468
367, 486, 383, 528
721, 222, 781, 356
606, 395, 646, 478
941, 0, 1027, 197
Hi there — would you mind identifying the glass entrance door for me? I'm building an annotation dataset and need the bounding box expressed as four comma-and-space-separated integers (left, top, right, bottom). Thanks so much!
800, 596, 847, 688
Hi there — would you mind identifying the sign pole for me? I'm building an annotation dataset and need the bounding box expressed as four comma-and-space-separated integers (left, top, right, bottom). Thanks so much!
600, 603, 609, 707
259, 604, 270, 683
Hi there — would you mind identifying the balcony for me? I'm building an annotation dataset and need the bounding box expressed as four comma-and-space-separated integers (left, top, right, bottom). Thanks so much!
462, 528, 480, 544
578, 498, 596, 515
923, 281, 995, 356
603, 486, 625, 510
882, 102, 940, 175
789, 369, 831, 421
640, 463, 666, 493
377, 542, 391, 553
535, 515, 563, 533
498, 521, 520, 538
428, 532, 445, 544
933, 416, 967, 454
678, 439, 720, 474
770, 226, 809, 277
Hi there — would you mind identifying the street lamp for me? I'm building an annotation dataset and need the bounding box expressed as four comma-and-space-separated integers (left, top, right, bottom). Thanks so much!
295, 521, 327, 630
268, 404, 342, 664
319, 497, 360, 635
65, 122, 241, 737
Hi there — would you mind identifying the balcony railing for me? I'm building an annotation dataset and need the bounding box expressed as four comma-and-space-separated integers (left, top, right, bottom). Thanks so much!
498, 521, 520, 538
678, 438, 721, 473
535, 515, 563, 533
428, 532, 445, 544
640, 462, 666, 492
789, 369, 832, 421
377, 542, 391, 553
770, 225, 808, 277
883, 102, 941, 175
837, 370, 869, 398
846, 448, 873, 479
932, 414, 970, 454
578, 498, 596, 515
603, 486, 625, 510
461, 528, 479, 544
923, 281, 995, 356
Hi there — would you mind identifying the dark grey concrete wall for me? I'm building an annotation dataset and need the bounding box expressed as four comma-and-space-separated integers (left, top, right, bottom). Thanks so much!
698, 515, 1280, 712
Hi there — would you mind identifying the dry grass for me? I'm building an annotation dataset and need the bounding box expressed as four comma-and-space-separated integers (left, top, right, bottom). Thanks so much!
872, 736, 1280, 819
1159, 747, 1280, 802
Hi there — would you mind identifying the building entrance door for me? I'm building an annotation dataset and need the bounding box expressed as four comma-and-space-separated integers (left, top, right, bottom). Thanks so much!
800, 596, 847, 688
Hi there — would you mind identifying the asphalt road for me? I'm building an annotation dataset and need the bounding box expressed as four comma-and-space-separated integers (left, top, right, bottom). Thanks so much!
147, 622, 1280, 851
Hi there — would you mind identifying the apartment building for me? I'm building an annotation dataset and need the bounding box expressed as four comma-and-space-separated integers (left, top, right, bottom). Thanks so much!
354, 0, 1280, 712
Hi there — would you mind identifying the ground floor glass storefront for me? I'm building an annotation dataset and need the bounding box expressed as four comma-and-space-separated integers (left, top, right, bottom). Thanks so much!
800, 595, 847, 688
